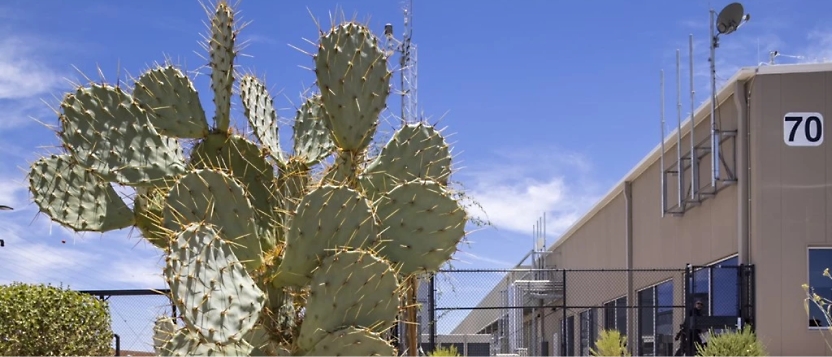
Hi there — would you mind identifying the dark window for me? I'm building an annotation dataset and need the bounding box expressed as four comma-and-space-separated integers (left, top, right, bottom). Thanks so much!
712, 256, 739, 316
808, 248, 832, 328
603, 297, 628, 335
638, 280, 675, 356
579, 309, 597, 356
638, 288, 655, 356
655, 281, 675, 356
616, 297, 627, 335
562, 315, 575, 356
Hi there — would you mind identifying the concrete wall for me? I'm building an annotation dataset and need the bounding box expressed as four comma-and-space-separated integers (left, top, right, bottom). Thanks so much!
749, 70, 832, 356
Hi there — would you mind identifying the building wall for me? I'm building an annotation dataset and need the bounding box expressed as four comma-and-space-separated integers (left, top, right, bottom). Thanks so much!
449, 64, 832, 356
541, 81, 744, 356
542, 68, 832, 356
749, 70, 832, 356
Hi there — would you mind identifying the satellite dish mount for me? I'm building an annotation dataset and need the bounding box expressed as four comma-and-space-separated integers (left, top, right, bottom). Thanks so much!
707, 2, 750, 189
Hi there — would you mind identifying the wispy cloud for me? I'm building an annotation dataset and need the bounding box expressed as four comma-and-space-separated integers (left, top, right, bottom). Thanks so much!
459, 145, 604, 238
0, 34, 69, 131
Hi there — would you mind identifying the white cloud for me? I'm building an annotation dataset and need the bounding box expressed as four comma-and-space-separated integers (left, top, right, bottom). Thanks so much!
0, 36, 64, 100
459, 147, 604, 237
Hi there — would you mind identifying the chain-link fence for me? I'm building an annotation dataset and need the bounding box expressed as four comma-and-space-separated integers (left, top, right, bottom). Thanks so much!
80, 289, 175, 356
426, 265, 755, 357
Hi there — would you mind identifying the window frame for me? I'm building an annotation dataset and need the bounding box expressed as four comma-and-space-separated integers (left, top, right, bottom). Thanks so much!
603, 296, 628, 334
807, 247, 832, 330
579, 309, 597, 356
688, 254, 740, 316
637, 278, 675, 356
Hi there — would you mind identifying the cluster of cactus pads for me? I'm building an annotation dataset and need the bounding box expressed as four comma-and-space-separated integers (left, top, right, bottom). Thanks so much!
26, 1, 466, 356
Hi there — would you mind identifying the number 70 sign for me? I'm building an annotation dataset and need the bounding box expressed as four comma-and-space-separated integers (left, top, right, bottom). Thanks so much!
784, 112, 824, 147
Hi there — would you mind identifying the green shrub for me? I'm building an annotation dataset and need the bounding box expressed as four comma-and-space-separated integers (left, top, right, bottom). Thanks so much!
696, 325, 767, 356
591, 329, 630, 356
0, 282, 114, 356
429, 345, 459, 356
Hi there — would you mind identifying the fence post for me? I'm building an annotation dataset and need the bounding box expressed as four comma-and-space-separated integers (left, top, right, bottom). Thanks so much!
561, 269, 567, 356
684, 264, 693, 356
429, 272, 436, 353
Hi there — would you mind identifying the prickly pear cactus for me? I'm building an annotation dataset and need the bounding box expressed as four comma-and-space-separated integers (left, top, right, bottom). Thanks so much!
26, 1, 466, 356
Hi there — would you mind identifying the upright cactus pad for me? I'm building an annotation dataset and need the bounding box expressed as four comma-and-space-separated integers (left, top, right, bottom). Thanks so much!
316, 23, 391, 152
274, 185, 377, 288
240, 75, 284, 165
164, 223, 265, 344
26, 2, 471, 355
133, 65, 209, 139
58, 84, 186, 187
361, 123, 453, 201
297, 250, 400, 351
375, 180, 466, 275
209, 1, 236, 132
292, 95, 334, 166
163, 169, 263, 271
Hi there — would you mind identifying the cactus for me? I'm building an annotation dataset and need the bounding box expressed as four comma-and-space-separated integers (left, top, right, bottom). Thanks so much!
26, 1, 467, 356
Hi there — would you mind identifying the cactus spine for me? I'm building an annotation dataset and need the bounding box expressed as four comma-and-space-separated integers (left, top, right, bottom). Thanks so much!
27, 1, 465, 356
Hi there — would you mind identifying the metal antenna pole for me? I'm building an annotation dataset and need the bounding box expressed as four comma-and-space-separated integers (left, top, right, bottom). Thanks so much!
709, 8, 719, 188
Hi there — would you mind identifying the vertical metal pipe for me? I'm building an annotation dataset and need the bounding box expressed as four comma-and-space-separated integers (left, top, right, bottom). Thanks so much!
710, 9, 719, 188
676, 49, 684, 210
624, 181, 635, 355
735, 79, 750, 264
660, 70, 667, 217
429, 273, 436, 352
689, 34, 699, 201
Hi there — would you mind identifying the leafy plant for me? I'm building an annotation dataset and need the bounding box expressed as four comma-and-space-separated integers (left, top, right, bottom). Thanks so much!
26, 1, 469, 355
0, 282, 113, 356
590, 329, 630, 356
695, 325, 767, 356
803, 267, 832, 352
429, 344, 460, 356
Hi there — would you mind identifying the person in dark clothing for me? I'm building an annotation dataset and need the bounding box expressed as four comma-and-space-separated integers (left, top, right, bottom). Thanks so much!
674, 300, 705, 356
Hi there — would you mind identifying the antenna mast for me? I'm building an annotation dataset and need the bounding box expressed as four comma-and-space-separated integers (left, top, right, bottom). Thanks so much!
384, 0, 418, 126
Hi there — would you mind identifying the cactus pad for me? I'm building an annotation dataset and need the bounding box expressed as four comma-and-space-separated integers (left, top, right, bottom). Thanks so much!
163, 169, 263, 271
209, 1, 236, 131
292, 95, 334, 166
188, 133, 279, 251
273, 185, 377, 287
315, 23, 391, 152
58, 84, 186, 187
28, 154, 134, 232
134, 186, 168, 249
153, 315, 177, 355
164, 223, 265, 344
160, 329, 253, 356
240, 75, 284, 164
305, 326, 395, 356
297, 250, 400, 351
132, 65, 209, 139
375, 180, 466, 275
361, 123, 452, 200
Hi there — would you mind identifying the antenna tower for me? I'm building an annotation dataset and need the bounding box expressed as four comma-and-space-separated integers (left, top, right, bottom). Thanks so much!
384, 0, 419, 126
659, 3, 749, 217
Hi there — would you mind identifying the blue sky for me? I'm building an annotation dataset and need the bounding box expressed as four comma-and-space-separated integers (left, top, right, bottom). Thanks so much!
1, 0, 832, 348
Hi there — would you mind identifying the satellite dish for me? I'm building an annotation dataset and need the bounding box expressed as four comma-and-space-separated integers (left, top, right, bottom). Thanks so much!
716, 2, 745, 35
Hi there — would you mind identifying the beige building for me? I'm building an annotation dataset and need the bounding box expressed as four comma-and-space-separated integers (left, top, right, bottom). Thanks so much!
449, 62, 832, 356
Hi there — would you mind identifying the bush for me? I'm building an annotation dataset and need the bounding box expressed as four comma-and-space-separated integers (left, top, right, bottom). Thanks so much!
0, 282, 114, 356
429, 345, 459, 356
696, 325, 767, 356
590, 329, 630, 356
